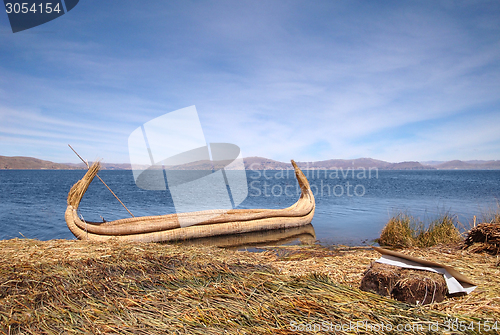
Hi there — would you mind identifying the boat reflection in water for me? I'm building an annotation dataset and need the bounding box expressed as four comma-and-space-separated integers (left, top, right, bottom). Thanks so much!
171, 223, 316, 250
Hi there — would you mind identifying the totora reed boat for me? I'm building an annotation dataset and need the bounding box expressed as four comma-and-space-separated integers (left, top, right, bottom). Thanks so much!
65, 160, 315, 242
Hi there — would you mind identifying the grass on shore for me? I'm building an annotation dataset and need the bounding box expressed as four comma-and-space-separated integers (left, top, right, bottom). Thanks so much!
0, 239, 499, 334
377, 212, 463, 248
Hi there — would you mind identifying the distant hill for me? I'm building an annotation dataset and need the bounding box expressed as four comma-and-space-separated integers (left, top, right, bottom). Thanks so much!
0, 157, 135, 170
242, 157, 290, 170
389, 161, 430, 170
420, 160, 445, 166
433, 160, 475, 170
65, 162, 134, 170
0, 156, 78, 170
1, 155, 499, 170
244, 157, 429, 170
432, 160, 500, 170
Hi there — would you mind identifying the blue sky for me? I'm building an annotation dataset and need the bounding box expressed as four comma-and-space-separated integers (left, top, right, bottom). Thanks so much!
1, 1, 499, 163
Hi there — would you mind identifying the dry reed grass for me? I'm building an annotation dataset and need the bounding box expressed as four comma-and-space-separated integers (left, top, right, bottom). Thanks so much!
0, 239, 498, 334
377, 213, 415, 248
378, 213, 462, 248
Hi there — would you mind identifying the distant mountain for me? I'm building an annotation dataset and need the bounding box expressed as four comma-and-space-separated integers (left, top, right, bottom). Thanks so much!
0, 156, 78, 170
480, 161, 500, 169
389, 161, 430, 170
0, 157, 135, 170
433, 160, 500, 170
65, 162, 134, 170
298, 158, 393, 170
244, 157, 429, 170
242, 157, 290, 170
434, 160, 475, 170
420, 161, 445, 166
1, 155, 499, 170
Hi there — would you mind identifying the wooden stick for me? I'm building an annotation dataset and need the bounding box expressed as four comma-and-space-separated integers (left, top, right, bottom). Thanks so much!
68, 145, 135, 218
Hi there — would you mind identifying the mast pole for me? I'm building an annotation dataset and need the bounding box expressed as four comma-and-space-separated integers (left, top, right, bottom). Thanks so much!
68, 144, 135, 218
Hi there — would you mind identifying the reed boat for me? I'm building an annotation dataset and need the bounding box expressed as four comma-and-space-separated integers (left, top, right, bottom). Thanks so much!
65, 160, 315, 242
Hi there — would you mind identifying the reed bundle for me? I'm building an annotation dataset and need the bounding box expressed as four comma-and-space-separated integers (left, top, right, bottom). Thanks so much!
464, 223, 500, 255
0, 239, 498, 334
360, 263, 448, 305
67, 161, 100, 209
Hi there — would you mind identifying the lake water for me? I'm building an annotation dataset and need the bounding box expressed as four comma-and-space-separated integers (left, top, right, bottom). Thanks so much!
0, 169, 499, 246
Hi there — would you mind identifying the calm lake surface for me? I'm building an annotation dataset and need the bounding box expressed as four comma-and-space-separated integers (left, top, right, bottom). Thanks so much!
0, 169, 499, 246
